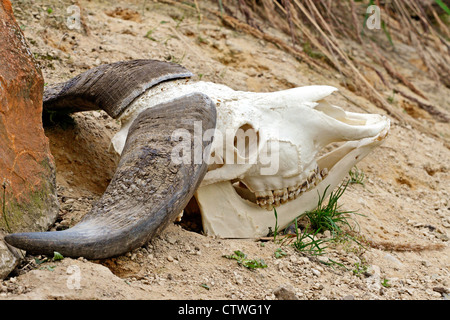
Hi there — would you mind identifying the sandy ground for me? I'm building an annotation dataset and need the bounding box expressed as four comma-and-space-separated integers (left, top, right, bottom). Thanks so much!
1, 0, 449, 300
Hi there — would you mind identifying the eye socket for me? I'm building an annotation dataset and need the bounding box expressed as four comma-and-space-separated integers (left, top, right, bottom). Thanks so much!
233, 123, 260, 161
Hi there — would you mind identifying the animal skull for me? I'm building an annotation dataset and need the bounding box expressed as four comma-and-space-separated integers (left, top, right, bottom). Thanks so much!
4, 60, 390, 259
112, 79, 390, 238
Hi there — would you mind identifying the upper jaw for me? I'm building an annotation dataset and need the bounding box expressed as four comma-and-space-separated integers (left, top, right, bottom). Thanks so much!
313, 101, 390, 147
238, 121, 389, 211
233, 104, 391, 211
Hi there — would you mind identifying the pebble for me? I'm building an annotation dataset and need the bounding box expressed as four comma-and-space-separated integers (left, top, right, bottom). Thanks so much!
421, 260, 431, 267
234, 272, 243, 285
311, 268, 321, 277
298, 257, 310, 264
383, 254, 403, 267
366, 265, 381, 277
166, 235, 177, 245
273, 284, 299, 300
426, 288, 442, 298
167, 255, 174, 262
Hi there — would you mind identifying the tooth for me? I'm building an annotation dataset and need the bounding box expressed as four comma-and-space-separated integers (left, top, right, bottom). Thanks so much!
315, 174, 322, 185
272, 190, 280, 207
288, 185, 297, 200
258, 200, 274, 210
301, 180, 309, 190
313, 174, 321, 185
255, 191, 264, 198
281, 188, 289, 204
255, 171, 326, 210
256, 198, 266, 206
267, 192, 274, 204
255, 190, 274, 205
255, 191, 275, 210
273, 189, 284, 198
308, 171, 316, 184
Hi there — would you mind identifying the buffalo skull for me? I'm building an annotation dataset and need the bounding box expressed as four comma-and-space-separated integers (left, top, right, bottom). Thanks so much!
5, 60, 389, 259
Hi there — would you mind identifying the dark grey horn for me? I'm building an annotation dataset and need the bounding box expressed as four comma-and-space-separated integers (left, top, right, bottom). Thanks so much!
43, 59, 193, 118
5, 92, 216, 259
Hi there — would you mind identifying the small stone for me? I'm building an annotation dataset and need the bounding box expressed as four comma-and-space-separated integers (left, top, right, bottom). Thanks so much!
166, 235, 177, 245
234, 272, 243, 285
365, 265, 381, 277
383, 254, 403, 267
311, 268, 321, 276
167, 255, 174, 262
433, 287, 449, 295
312, 284, 324, 290
426, 288, 442, 298
299, 257, 310, 264
273, 284, 299, 300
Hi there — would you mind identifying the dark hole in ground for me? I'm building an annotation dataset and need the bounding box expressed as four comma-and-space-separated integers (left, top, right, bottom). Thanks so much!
176, 196, 204, 234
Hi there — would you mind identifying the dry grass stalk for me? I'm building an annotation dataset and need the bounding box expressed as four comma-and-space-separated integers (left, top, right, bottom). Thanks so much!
290, 0, 407, 123
362, 238, 446, 252
370, 44, 427, 100
394, 88, 450, 123
348, 231, 447, 252
349, 0, 363, 44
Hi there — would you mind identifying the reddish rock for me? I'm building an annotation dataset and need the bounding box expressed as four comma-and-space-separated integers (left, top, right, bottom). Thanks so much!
0, 0, 58, 277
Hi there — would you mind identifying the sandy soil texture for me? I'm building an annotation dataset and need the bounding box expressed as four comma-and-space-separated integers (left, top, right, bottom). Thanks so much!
1, 0, 449, 300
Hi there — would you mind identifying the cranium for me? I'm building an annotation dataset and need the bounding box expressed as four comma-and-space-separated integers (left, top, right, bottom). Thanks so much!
5, 60, 389, 259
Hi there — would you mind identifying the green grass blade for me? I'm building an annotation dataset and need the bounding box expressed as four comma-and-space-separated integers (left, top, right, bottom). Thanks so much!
434, 0, 450, 15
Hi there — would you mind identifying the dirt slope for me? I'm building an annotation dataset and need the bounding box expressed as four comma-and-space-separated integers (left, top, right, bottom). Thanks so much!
1, 0, 449, 300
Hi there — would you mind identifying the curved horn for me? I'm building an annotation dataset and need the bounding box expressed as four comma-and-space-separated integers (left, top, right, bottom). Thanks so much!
43, 59, 193, 118
5, 93, 216, 259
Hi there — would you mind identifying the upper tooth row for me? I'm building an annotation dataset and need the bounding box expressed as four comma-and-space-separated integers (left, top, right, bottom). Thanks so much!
255, 167, 328, 210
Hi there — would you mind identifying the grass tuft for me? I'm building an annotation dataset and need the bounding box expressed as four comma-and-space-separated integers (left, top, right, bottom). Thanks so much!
271, 180, 366, 257
305, 180, 362, 237
291, 219, 328, 256
348, 166, 366, 185
223, 250, 268, 270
